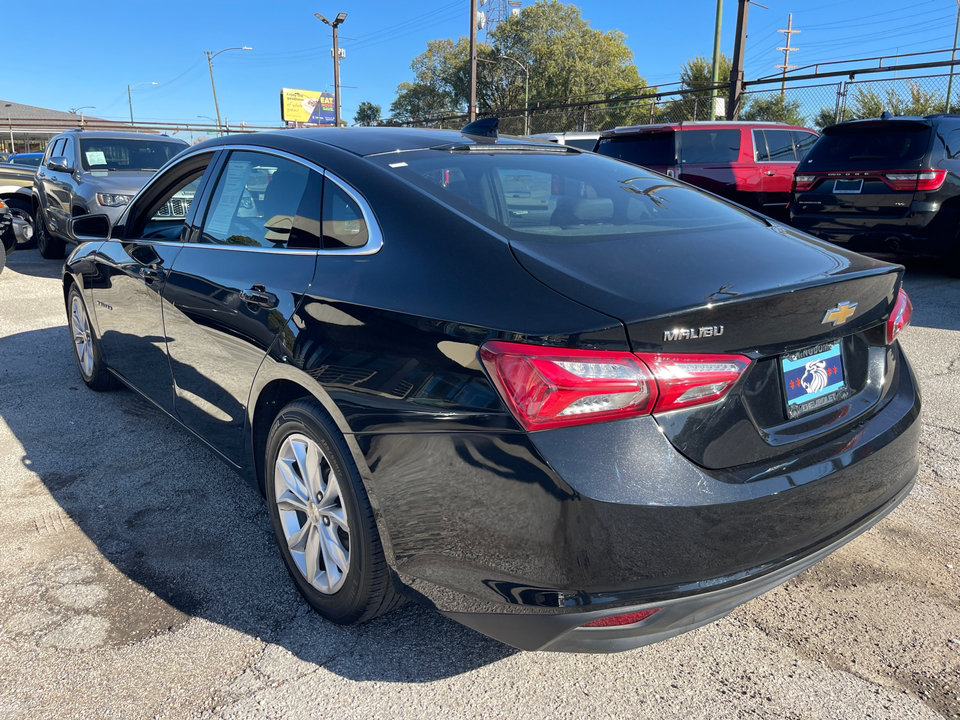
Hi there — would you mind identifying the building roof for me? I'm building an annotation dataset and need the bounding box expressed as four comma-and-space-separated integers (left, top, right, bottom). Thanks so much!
0, 100, 135, 134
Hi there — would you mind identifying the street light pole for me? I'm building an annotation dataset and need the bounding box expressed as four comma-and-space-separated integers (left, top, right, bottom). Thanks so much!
315, 14, 348, 127
71, 106, 96, 127
205, 46, 253, 135
127, 82, 156, 126
500, 55, 529, 135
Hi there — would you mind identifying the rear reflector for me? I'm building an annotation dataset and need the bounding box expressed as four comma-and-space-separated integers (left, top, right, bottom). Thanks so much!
480, 342, 751, 431
581, 609, 660, 628
886, 288, 913, 344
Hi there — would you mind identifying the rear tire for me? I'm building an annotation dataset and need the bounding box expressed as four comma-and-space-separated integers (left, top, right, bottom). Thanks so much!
67, 285, 120, 391
265, 399, 403, 625
37, 209, 65, 260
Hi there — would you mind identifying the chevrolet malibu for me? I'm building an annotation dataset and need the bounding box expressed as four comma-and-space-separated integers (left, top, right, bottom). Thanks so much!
62, 122, 920, 653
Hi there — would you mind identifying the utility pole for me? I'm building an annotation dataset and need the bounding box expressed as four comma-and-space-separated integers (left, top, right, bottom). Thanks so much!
469, 0, 479, 121
711, 0, 724, 120
947, 0, 960, 113
727, 0, 750, 120
776, 14, 800, 99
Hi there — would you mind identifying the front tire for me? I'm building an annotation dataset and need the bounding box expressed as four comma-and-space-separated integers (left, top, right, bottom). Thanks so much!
265, 399, 402, 625
67, 285, 120, 391
37, 209, 65, 260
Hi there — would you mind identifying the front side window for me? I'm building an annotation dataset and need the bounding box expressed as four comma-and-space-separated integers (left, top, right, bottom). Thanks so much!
198, 151, 313, 249
679, 129, 741, 163
124, 153, 214, 242
79, 138, 185, 171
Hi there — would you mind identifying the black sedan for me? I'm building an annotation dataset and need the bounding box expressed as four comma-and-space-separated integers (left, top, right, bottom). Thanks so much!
62, 121, 920, 653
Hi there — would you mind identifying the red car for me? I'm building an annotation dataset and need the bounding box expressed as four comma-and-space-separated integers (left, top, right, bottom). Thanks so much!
595, 121, 818, 221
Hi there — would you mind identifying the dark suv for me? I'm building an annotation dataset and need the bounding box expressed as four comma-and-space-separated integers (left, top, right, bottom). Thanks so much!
594, 121, 818, 220
33, 129, 188, 259
789, 113, 960, 272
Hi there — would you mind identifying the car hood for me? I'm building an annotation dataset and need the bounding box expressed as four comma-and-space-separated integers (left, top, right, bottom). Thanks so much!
79, 170, 156, 194
508, 220, 900, 353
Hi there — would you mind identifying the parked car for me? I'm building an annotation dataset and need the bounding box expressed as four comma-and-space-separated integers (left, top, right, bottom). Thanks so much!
33, 129, 188, 259
527, 131, 601, 150
63, 122, 919, 653
0, 161, 36, 247
789, 113, 960, 274
594, 121, 818, 221
5, 152, 43, 167
0, 199, 16, 274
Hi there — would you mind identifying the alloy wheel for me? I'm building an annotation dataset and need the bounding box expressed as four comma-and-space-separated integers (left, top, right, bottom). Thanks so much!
70, 294, 94, 378
274, 433, 351, 594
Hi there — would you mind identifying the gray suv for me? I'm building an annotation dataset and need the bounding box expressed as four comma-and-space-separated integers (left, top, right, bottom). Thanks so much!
33, 129, 188, 259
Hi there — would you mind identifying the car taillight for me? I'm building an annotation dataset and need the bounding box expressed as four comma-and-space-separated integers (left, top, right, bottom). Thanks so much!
793, 174, 817, 192
886, 288, 913, 344
480, 342, 751, 431
636, 353, 752, 414
882, 169, 946, 192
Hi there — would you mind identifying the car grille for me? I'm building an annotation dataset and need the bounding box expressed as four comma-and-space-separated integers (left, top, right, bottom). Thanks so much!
155, 198, 192, 218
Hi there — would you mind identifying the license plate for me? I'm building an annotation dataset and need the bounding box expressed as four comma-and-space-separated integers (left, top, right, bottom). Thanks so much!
833, 179, 863, 194
781, 342, 848, 419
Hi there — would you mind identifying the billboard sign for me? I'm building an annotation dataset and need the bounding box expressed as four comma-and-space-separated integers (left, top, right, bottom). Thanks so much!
280, 88, 335, 125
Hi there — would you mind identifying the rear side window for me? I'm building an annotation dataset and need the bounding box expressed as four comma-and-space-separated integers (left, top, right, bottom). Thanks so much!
755, 130, 819, 162
803, 123, 931, 169
679, 129, 740, 163
595, 132, 676, 166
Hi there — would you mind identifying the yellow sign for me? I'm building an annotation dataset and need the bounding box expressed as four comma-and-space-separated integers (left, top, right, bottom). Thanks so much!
280, 88, 335, 124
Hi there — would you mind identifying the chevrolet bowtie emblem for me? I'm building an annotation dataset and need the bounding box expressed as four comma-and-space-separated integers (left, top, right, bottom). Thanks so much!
822, 301, 858, 326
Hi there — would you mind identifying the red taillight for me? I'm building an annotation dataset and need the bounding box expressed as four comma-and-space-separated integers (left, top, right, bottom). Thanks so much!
882, 169, 946, 192
793, 174, 818, 192
480, 342, 751, 431
886, 288, 913, 344
581, 609, 660, 628
480, 342, 657, 431
637, 353, 752, 414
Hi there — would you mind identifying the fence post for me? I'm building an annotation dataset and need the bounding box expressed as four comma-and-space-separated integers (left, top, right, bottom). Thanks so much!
837, 81, 849, 124
649, 100, 656, 125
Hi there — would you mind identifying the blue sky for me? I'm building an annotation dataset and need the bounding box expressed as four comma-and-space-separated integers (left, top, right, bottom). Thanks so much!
2, 0, 957, 131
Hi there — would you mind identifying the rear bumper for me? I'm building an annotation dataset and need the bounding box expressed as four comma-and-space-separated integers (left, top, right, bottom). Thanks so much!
789, 205, 951, 256
444, 476, 914, 652
358, 344, 920, 652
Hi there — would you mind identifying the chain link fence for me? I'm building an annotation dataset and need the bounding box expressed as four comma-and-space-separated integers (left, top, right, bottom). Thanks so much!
407, 71, 960, 135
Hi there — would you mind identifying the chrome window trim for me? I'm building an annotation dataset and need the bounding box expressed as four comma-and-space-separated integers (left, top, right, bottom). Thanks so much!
203, 144, 383, 256
122, 144, 384, 256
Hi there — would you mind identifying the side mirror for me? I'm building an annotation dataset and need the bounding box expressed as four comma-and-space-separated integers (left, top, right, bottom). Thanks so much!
70, 214, 112, 242
47, 156, 74, 173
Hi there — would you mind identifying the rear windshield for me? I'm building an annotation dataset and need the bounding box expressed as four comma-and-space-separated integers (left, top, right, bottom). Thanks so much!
9, 155, 41, 166
79, 138, 185, 172
374, 148, 759, 242
595, 132, 676, 166
802, 122, 931, 169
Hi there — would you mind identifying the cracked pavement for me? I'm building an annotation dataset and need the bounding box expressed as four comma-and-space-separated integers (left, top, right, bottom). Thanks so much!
0, 248, 957, 719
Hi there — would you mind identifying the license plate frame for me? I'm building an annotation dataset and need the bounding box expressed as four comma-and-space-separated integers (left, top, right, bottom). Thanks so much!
780, 341, 849, 419
833, 178, 863, 194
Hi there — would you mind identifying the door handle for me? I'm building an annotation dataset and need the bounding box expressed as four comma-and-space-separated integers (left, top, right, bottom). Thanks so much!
763, 171, 776, 176
240, 285, 279, 309
139, 266, 164, 282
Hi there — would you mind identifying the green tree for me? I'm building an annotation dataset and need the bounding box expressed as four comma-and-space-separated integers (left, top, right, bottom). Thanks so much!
812, 106, 852, 130
390, 1, 648, 130
740, 94, 806, 126
354, 101, 381, 127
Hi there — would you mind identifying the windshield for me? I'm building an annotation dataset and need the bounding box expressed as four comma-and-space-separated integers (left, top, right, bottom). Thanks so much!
803, 122, 931, 170
373, 148, 759, 242
79, 138, 185, 171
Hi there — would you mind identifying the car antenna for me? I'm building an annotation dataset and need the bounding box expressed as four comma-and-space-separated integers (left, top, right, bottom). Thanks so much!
461, 117, 499, 144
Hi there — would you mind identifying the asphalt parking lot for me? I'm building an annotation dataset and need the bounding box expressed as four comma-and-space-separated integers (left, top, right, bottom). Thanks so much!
0, 246, 958, 720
